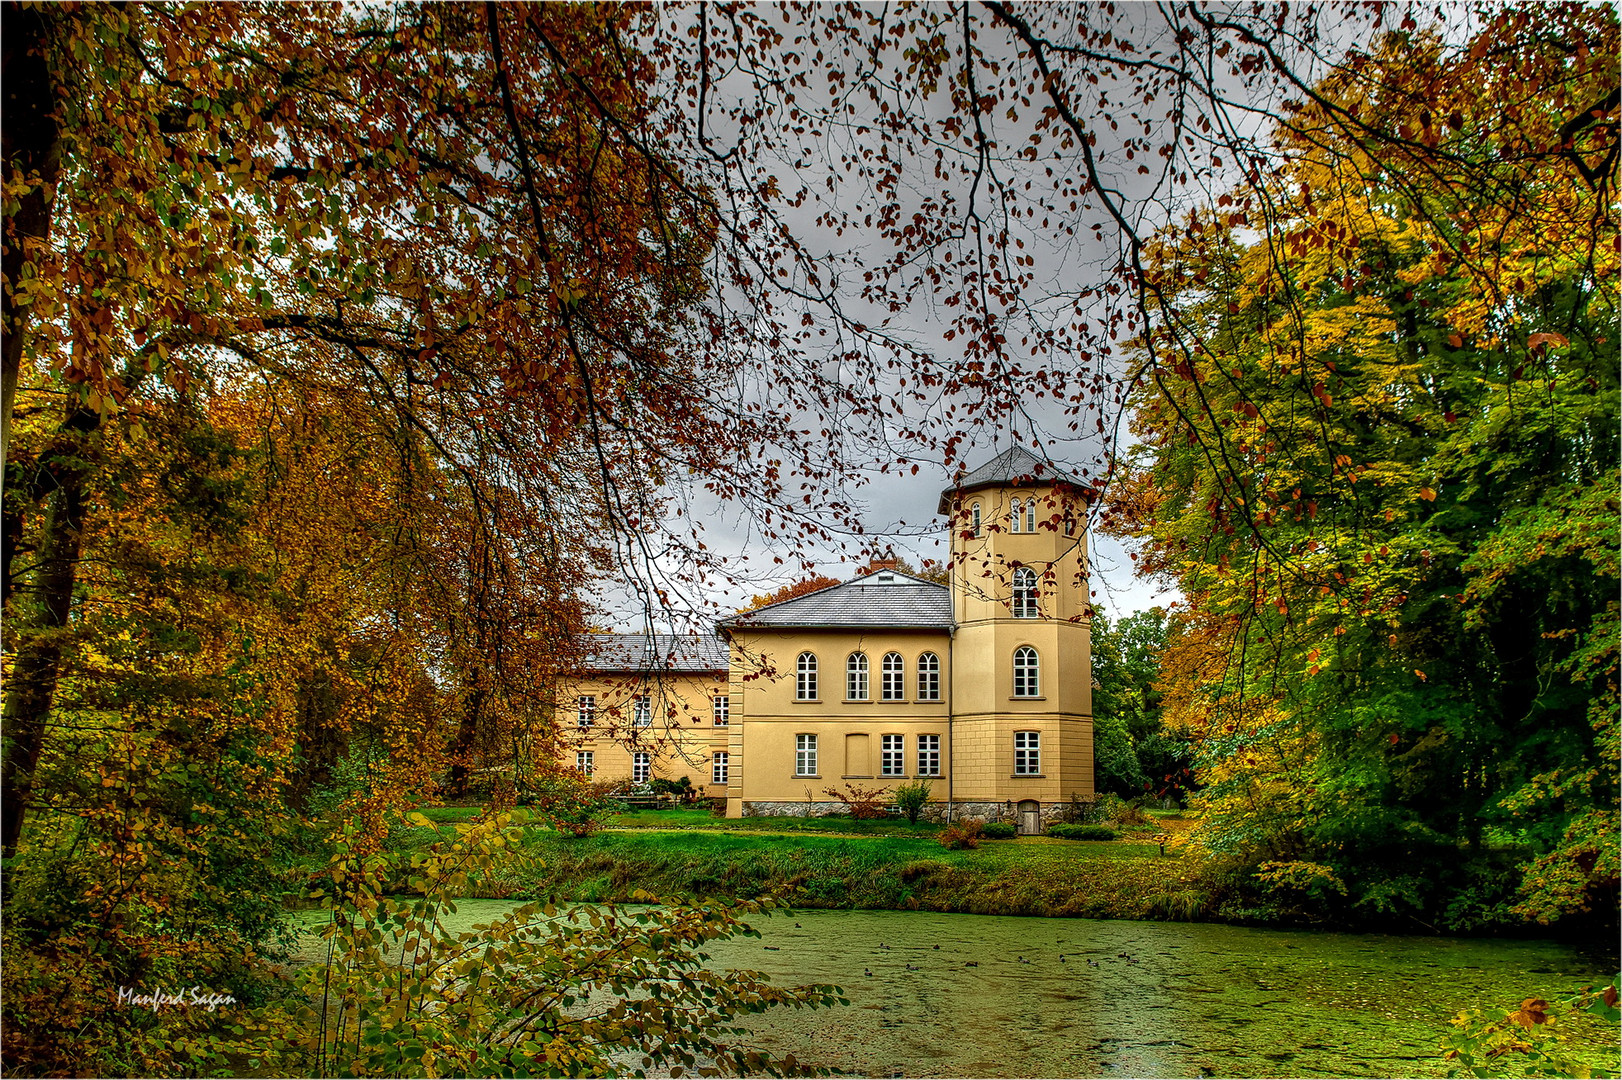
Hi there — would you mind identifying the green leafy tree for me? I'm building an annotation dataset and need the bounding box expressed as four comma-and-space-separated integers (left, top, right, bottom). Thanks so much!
1112, 26, 1619, 929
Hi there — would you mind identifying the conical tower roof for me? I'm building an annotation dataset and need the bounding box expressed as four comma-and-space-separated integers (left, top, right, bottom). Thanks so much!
936, 446, 1086, 513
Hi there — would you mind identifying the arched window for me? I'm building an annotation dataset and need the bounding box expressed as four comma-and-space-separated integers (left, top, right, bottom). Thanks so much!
796, 652, 818, 700
916, 652, 941, 701
881, 652, 906, 700
1010, 497, 1023, 532
1013, 646, 1040, 697
970, 501, 982, 535
1023, 498, 1037, 533
1012, 567, 1039, 619
846, 652, 870, 700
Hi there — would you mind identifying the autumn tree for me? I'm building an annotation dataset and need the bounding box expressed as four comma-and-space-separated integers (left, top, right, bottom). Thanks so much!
739, 574, 843, 612
1110, 21, 1618, 929
5, 1, 1617, 1071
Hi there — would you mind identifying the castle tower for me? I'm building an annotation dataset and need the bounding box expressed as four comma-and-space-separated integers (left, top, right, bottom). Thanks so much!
938, 447, 1094, 826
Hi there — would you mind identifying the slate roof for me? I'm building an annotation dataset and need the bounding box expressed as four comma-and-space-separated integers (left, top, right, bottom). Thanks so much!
937, 446, 1087, 513
580, 633, 729, 674
722, 570, 952, 631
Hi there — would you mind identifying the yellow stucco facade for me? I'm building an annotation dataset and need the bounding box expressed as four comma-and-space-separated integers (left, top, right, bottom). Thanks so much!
555, 662, 734, 798
559, 448, 1095, 828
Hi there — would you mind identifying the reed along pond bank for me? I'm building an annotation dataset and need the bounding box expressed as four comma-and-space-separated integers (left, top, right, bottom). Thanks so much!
380, 820, 1607, 937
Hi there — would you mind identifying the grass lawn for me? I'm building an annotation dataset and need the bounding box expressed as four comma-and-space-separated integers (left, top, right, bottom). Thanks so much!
382, 813, 1212, 921
606, 808, 945, 837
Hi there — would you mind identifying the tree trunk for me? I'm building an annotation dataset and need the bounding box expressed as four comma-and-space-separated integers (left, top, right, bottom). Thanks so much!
2, 4, 64, 471
1, 425, 90, 856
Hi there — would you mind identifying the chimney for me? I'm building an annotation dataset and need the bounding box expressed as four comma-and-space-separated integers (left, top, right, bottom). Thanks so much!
867, 557, 899, 574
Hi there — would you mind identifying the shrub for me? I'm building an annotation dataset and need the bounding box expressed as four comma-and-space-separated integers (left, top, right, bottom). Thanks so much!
938, 820, 982, 849
892, 779, 933, 824
526, 772, 617, 837
1098, 792, 1151, 826
245, 812, 846, 1076
1048, 823, 1117, 841
979, 822, 1018, 839
650, 776, 698, 804
707, 797, 729, 817
825, 782, 889, 820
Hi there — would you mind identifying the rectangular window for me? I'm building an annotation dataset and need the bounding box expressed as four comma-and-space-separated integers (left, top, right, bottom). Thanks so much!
1014, 731, 1041, 775
576, 695, 595, 729
575, 751, 594, 776
917, 734, 941, 777
795, 734, 818, 777
712, 751, 729, 785
881, 734, 905, 776
917, 653, 941, 701
633, 695, 652, 727
712, 694, 730, 726
632, 751, 651, 783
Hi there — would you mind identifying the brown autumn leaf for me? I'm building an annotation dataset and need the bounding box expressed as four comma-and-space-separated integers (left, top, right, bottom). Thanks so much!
1511, 999, 1550, 1027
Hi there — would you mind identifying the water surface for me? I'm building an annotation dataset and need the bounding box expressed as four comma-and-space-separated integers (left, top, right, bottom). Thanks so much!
290, 903, 1618, 1077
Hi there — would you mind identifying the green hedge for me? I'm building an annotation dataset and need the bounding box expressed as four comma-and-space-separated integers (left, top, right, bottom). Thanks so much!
1047, 823, 1117, 841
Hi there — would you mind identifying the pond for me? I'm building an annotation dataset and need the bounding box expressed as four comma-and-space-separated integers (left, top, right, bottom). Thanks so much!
289, 903, 1619, 1078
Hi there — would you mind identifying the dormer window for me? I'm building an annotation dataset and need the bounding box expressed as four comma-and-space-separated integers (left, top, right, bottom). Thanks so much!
877, 571, 895, 583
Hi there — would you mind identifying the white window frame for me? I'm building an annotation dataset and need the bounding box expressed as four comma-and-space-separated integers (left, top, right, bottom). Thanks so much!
1013, 646, 1040, 697
795, 734, 818, 776
917, 734, 941, 777
1014, 731, 1041, 775
917, 652, 941, 701
1023, 498, 1037, 532
633, 694, 652, 727
1012, 567, 1039, 619
712, 751, 729, 785
576, 750, 594, 776
576, 695, 595, 729
796, 652, 818, 700
970, 501, 982, 535
1010, 497, 1023, 532
881, 652, 905, 700
846, 653, 869, 701
632, 751, 651, 783
712, 693, 730, 726
881, 734, 905, 776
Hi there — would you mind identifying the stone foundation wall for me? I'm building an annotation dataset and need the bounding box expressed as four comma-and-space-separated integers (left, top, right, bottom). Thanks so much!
740, 800, 849, 817
738, 800, 1073, 826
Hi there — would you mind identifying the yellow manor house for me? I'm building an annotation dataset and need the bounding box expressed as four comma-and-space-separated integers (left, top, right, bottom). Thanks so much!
558, 447, 1096, 831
